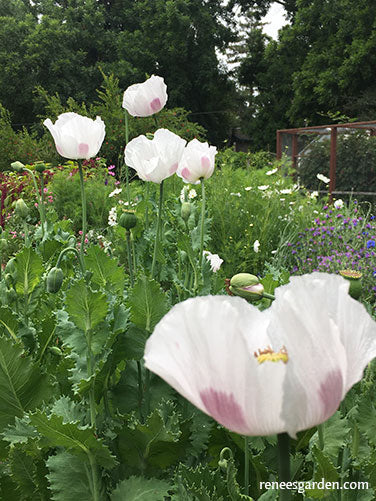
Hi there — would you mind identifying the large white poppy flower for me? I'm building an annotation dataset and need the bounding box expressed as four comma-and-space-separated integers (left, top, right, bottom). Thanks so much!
122, 75, 167, 117
176, 139, 217, 184
124, 129, 186, 184
43, 112, 105, 160
144, 273, 376, 438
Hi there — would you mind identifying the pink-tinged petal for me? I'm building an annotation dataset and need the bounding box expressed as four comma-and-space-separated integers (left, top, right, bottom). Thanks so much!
181, 167, 191, 180
169, 162, 178, 174
200, 388, 249, 434
78, 143, 89, 157
150, 97, 162, 112
319, 369, 343, 421
201, 155, 210, 169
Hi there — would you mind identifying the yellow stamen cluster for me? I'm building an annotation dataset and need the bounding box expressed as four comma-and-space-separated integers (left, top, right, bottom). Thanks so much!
254, 345, 289, 365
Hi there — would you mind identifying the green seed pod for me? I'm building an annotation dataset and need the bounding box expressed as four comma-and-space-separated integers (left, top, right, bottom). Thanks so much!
0, 238, 7, 252
10, 161, 25, 172
46, 267, 64, 293
34, 162, 47, 173
14, 198, 29, 219
181, 202, 191, 221
119, 211, 137, 230
229, 273, 264, 301
339, 269, 362, 300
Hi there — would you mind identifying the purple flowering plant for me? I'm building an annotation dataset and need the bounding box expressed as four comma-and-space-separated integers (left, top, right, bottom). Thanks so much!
285, 199, 376, 306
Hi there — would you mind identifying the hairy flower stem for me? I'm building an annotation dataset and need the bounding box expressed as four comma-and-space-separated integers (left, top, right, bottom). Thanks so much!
124, 110, 131, 203
244, 436, 250, 496
151, 180, 164, 278
199, 179, 206, 268
145, 182, 150, 230
126, 230, 134, 286
56, 246, 85, 275
277, 433, 291, 501
23, 167, 45, 238
77, 160, 87, 271
39, 172, 47, 233
318, 423, 325, 450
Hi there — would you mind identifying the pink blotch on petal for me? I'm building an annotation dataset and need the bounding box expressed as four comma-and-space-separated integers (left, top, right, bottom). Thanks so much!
150, 97, 162, 112
169, 162, 178, 174
181, 167, 191, 180
56, 144, 64, 156
200, 388, 249, 434
78, 143, 89, 157
201, 156, 210, 169
318, 369, 343, 421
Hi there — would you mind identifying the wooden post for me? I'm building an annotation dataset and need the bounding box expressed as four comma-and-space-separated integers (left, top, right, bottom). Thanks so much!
329, 127, 337, 203
276, 130, 282, 160
292, 133, 298, 169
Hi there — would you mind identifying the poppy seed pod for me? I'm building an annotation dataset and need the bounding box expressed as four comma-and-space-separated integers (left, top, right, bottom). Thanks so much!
339, 269, 362, 299
181, 202, 191, 221
34, 162, 47, 173
229, 273, 264, 301
46, 267, 64, 293
14, 199, 29, 219
119, 211, 137, 230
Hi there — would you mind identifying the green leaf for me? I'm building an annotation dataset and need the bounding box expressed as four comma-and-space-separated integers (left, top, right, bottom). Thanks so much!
111, 476, 172, 501
65, 279, 108, 332
46, 450, 98, 501
8, 444, 39, 499
0, 336, 53, 431
0, 306, 18, 342
310, 412, 350, 461
2, 415, 38, 445
14, 247, 44, 295
85, 245, 125, 293
29, 411, 117, 469
117, 400, 189, 472
127, 275, 169, 332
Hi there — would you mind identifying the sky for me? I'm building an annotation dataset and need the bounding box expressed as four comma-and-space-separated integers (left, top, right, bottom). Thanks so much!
262, 2, 288, 40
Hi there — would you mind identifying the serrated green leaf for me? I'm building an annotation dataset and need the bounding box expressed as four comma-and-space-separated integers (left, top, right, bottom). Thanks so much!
2, 415, 38, 445
8, 444, 39, 499
85, 245, 125, 293
14, 247, 44, 295
50, 396, 86, 425
29, 411, 117, 469
0, 336, 53, 431
310, 412, 350, 461
65, 279, 108, 332
111, 476, 172, 501
311, 444, 339, 483
356, 397, 376, 447
127, 275, 168, 332
117, 400, 189, 472
46, 450, 98, 501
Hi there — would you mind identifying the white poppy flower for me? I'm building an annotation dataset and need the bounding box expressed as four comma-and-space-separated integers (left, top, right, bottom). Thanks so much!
177, 139, 217, 184
203, 251, 223, 272
253, 240, 260, 253
144, 273, 376, 438
334, 199, 344, 209
124, 129, 186, 184
122, 75, 167, 117
317, 173, 330, 184
43, 112, 105, 160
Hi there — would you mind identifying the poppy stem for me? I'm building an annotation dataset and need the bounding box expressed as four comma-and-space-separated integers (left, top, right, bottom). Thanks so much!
244, 436, 250, 496
277, 432, 291, 501
262, 292, 275, 300
124, 110, 131, 204
199, 179, 206, 267
77, 160, 87, 272
318, 423, 325, 450
151, 180, 164, 278
126, 230, 134, 287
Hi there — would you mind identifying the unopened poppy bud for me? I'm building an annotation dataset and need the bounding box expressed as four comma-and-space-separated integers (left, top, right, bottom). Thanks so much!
10, 161, 25, 172
0, 238, 7, 252
46, 267, 64, 293
229, 273, 264, 301
119, 210, 137, 230
181, 202, 191, 221
34, 161, 47, 173
14, 198, 29, 219
339, 269, 362, 300
49, 346, 63, 356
